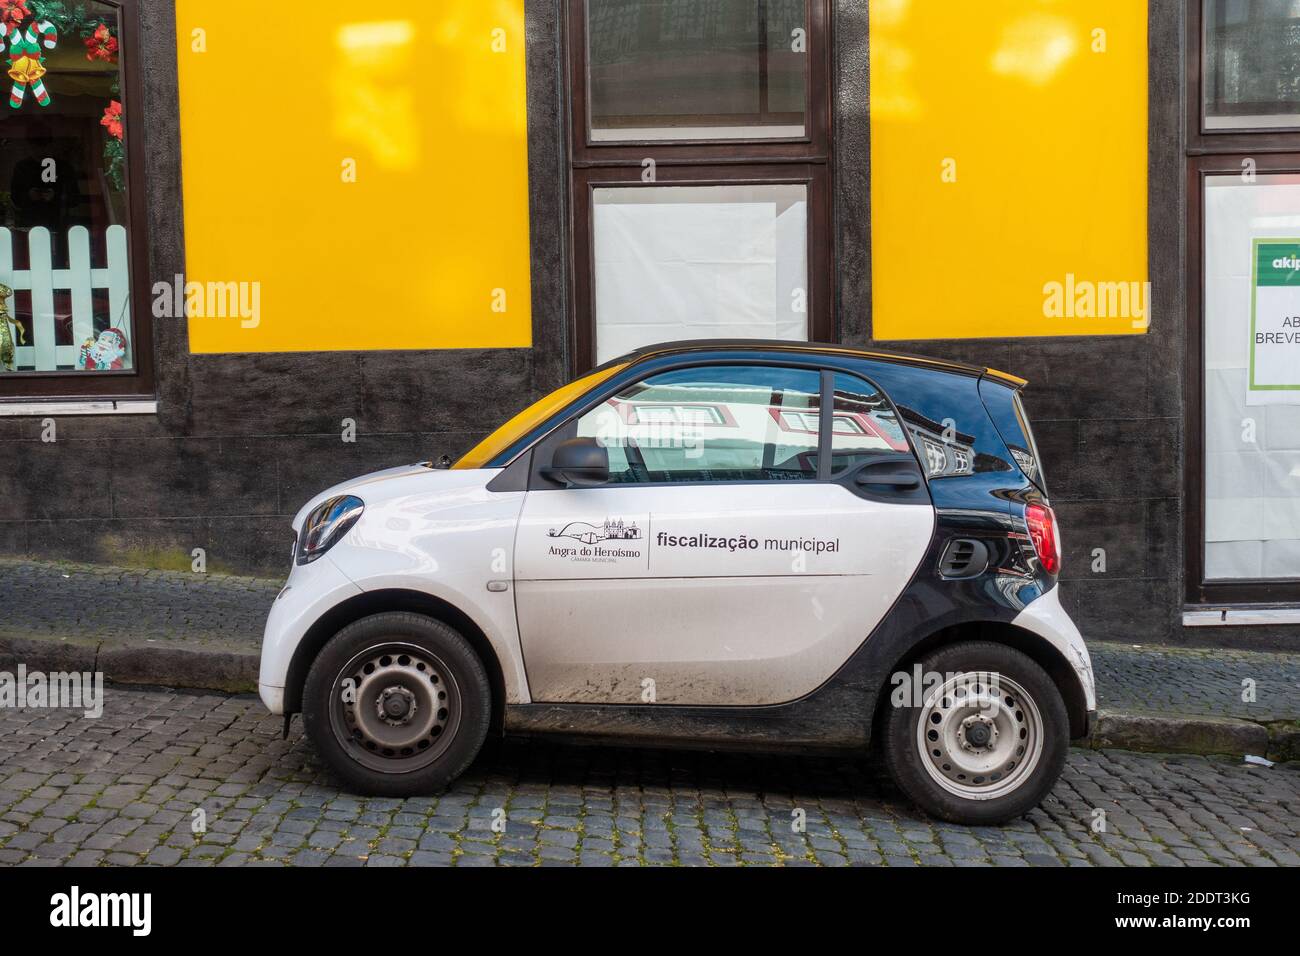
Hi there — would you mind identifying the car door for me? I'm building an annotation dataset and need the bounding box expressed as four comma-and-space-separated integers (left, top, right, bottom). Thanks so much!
512, 364, 936, 706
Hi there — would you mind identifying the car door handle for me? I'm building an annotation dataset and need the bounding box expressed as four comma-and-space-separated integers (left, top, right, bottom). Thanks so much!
855, 469, 921, 490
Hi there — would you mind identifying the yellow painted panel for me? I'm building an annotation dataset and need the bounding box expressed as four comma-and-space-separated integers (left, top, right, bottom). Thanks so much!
176, 0, 531, 353
870, 0, 1148, 339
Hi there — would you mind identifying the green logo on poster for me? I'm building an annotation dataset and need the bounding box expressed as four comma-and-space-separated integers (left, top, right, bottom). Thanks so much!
1256, 242, 1300, 286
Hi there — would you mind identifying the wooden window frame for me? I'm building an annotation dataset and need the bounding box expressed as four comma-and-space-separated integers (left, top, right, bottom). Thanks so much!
571, 163, 833, 371
1188, 0, 1300, 155
1185, 152, 1300, 606
0, 0, 155, 402
565, 0, 834, 375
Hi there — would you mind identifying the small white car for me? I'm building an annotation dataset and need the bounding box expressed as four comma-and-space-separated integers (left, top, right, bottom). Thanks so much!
260, 341, 1095, 824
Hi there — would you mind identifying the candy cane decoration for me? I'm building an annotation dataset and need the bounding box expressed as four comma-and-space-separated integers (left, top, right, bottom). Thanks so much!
3, 19, 57, 109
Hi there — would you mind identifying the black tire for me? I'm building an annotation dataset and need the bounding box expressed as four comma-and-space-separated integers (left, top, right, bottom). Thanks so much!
302, 612, 491, 797
881, 641, 1068, 825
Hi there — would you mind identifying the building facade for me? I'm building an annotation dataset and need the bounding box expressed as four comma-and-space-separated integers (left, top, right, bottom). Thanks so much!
0, 0, 1297, 648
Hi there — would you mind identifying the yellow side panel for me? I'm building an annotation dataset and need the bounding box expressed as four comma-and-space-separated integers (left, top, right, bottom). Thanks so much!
176, 1, 531, 352
870, 0, 1148, 339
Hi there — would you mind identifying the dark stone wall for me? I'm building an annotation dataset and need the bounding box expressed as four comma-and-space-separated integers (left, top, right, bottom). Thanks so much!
4, 2, 1245, 649
1, 0, 570, 576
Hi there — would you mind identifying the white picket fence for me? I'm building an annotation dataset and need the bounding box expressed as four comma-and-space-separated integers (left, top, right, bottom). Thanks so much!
0, 225, 131, 372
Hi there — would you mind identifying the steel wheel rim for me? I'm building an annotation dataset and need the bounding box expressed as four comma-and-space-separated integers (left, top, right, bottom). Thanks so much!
915, 671, 1044, 801
328, 641, 462, 774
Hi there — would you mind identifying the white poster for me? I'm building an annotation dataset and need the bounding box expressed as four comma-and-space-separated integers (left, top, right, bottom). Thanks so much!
1248, 237, 1300, 407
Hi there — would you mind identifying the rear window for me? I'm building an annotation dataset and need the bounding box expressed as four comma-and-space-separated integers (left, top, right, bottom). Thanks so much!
978, 378, 1046, 494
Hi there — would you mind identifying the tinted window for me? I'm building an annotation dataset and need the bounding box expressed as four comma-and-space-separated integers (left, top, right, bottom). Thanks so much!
828, 373, 909, 476
587, 0, 808, 142
576, 365, 821, 482
979, 378, 1045, 492
1204, 0, 1300, 130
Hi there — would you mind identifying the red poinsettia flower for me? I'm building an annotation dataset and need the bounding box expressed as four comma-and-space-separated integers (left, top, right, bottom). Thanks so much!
0, 0, 33, 31
101, 100, 123, 140
84, 23, 119, 63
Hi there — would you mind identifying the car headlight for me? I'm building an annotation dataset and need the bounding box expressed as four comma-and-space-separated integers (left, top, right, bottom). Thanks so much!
296, 495, 364, 565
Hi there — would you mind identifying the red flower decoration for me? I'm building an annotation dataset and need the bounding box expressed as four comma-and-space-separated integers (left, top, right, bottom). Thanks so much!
0, 0, 32, 31
101, 100, 123, 140
85, 22, 119, 63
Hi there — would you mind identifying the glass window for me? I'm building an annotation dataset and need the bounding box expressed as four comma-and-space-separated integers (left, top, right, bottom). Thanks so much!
1202, 173, 1300, 580
827, 373, 908, 476
1, 1, 134, 377
593, 184, 808, 364
576, 364, 821, 482
586, 0, 808, 142
1204, 0, 1300, 130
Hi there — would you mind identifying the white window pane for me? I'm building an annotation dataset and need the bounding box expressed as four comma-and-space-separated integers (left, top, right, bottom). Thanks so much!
593, 184, 808, 364
1203, 173, 1300, 580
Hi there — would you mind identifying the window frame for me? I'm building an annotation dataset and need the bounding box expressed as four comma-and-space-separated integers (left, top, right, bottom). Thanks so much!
572, 163, 833, 370
1189, 0, 1300, 153
1185, 152, 1300, 606
0, 0, 155, 402
523, 357, 921, 492
569, 0, 830, 161
565, 0, 834, 377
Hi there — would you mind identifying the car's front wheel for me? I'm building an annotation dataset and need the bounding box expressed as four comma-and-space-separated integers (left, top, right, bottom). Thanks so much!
302, 612, 491, 797
882, 641, 1069, 825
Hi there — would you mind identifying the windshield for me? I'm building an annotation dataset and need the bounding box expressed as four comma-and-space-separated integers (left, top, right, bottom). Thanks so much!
454, 363, 630, 470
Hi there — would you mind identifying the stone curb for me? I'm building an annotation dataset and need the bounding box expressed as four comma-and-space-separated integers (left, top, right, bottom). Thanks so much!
1, 638, 1298, 761
1088, 709, 1298, 763
0, 635, 258, 696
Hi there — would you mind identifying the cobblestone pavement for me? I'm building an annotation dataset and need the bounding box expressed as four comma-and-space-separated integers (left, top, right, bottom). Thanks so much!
0, 687, 1297, 868
1091, 643, 1300, 722
0, 556, 279, 655
0, 559, 279, 649
4, 558, 1300, 723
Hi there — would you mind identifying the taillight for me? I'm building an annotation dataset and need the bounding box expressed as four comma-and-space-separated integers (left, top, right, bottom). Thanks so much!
1024, 503, 1061, 576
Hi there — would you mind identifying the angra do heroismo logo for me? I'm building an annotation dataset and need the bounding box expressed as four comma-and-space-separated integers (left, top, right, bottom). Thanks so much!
547, 518, 642, 545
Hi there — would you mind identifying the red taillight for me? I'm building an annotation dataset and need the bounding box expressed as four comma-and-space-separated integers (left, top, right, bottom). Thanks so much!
1025, 503, 1061, 576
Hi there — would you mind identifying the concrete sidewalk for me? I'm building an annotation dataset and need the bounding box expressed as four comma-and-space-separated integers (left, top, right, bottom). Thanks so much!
2, 558, 1298, 761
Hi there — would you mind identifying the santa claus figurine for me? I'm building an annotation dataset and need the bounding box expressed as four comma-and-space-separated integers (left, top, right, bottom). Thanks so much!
78, 327, 128, 371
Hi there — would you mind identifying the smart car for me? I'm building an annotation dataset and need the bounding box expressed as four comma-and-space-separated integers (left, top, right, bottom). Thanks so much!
259, 341, 1095, 825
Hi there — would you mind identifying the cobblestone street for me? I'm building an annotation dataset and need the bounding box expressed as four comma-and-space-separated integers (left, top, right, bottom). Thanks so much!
0, 687, 1297, 868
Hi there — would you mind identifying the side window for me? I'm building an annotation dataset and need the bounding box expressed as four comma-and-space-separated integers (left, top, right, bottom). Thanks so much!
576, 365, 822, 483
828, 373, 910, 476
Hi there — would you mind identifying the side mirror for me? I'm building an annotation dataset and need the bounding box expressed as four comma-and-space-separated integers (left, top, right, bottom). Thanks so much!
542, 437, 609, 487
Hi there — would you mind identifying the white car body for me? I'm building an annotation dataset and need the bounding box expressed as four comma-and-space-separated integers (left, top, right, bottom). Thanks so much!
259, 464, 1095, 716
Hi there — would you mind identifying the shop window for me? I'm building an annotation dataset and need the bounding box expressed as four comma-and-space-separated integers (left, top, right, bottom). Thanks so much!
1204, 0, 1300, 131
568, 0, 831, 372
575, 364, 822, 482
1189, 3, 1300, 603
1201, 173, 1300, 582
0, 0, 149, 400
592, 183, 807, 363
586, 0, 808, 142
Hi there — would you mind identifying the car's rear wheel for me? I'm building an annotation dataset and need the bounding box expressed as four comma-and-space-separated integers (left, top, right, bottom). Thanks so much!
882, 641, 1068, 825
302, 612, 491, 796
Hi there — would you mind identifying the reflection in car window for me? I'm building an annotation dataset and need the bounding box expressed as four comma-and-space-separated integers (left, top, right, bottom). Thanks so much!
829, 374, 909, 476
576, 365, 822, 483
